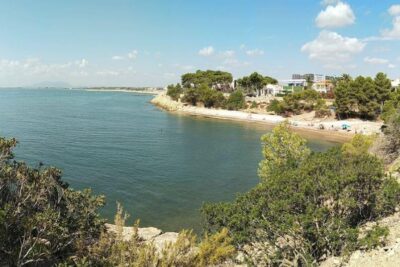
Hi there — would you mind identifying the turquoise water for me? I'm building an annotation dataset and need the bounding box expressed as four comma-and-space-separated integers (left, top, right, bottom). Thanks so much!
0, 88, 339, 232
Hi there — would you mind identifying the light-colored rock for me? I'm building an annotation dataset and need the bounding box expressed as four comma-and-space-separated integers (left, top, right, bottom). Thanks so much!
105, 223, 162, 241
152, 232, 179, 251
319, 257, 342, 267
320, 211, 400, 267
138, 227, 162, 241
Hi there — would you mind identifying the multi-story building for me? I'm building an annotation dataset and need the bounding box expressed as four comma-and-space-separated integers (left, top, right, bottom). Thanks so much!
291, 73, 325, 82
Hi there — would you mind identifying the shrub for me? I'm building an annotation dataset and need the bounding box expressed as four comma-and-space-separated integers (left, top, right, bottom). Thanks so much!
250, 101, 258, 109
198, 85, 226, 108
202, 126, 400, 265
267, 99, 285, 114
73, 204, 235, 267
182, 88, 200, 106
0, 137, 105, 266
267, 90, 326, 116
382, 91, 400, 123
225, 90, 245, 110
166, 83, 183, 101
182, 85, 226, 108
359, 225, 389, 250
315, 107, 331, 118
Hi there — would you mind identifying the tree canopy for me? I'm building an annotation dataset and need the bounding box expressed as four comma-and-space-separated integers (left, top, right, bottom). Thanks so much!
334, 73, 392, 120
236, 72, 278, 95
181, 70, 233, 90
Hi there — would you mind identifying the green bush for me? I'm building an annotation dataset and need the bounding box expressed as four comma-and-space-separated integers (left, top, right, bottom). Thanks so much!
0, 137, 105, 266
382, 90, 400, 123
198, 85, 226, 108
225, 90, 245, 110
202, 125, 400, 265
267, 99, 285, 114
315, 106, 331, 118
250, 101, 258, 109
68, 204, 235, 267
166, 83, 183, 101
359, 225, 389, 250
267, 90, 326, 116
182, 87, 200, 105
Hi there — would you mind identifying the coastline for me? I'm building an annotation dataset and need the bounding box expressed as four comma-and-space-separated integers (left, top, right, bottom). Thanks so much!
85, 88, 162, 95
151, 93, 384, 142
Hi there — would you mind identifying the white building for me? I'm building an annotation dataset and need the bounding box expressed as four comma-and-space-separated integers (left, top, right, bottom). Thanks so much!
265, 84, 284, 96
281, 79, 307, 87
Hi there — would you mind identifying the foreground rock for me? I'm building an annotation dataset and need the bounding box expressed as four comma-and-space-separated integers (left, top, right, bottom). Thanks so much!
105, 224, 184, 253
105, 223, 163, 241
320, 211, 400, 267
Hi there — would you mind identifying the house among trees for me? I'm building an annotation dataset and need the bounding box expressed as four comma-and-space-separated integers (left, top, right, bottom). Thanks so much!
392, 78, 400, 90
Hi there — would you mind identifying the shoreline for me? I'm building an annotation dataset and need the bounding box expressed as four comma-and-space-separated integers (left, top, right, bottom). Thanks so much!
85, 88, 162, 95
151, 93, 384, 143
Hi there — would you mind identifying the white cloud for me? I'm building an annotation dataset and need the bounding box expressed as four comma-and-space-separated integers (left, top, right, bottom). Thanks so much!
127, 50, 138, 59
301, 31, 365, 63
76, 59, 88, 68
321, 0, 339, 6
173, 63, 195, 71
181, 65, 194, 70
221, 50, 235, 58
222, 58, 250, 68
0, 57, 95, 85
389, 5, 400, 16
382, 13, 400, 39
364, 57, 389, 64
388, 63, 396, 69
198, 46, 214, 56
315, 2, 355, 28
245, 49, 265, 56
96, 70, 120, 76
163, 72, 176, 78
323, 63, 357, 70
112, 56, 123, 60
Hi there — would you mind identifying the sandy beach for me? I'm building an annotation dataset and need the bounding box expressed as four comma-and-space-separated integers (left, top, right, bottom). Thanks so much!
151, 93, 384, 141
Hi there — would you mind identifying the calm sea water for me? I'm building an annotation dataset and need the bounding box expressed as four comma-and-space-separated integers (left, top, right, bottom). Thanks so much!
0, 88, 339, 232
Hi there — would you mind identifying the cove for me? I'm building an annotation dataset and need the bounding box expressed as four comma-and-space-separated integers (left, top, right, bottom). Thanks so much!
0, 88, 340, 232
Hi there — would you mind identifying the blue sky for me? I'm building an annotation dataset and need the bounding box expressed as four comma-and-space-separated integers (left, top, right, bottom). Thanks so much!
0, 0, 399, 87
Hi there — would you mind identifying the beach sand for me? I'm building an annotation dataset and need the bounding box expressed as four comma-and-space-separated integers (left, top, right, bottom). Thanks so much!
151, 93, 384, 142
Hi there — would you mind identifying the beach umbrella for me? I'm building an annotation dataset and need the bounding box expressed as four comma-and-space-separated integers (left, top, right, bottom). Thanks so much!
341, 121, 351, 129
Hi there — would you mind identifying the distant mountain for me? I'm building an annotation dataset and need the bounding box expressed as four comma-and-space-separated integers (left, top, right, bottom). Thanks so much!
28, 81, 73, 88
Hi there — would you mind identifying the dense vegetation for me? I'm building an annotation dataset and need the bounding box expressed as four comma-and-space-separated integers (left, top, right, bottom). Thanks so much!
202, 121, 400, 265
0, 137, 234, 266
382, 90, 400, 123
166, 83, 183, 101
334, 73, 393, 120
181, 70, 233, 90
0, 138, 106, 266
166, 70, 279, 111
236, 72, 278, 96
267, 89, 329, 117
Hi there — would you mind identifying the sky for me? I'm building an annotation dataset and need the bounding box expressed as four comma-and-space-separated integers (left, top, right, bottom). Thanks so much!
0, 0, 399, 87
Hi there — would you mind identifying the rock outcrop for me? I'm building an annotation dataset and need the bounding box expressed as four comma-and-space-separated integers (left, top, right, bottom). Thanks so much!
105, 223, 179, 251
320, 211, 400, 267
